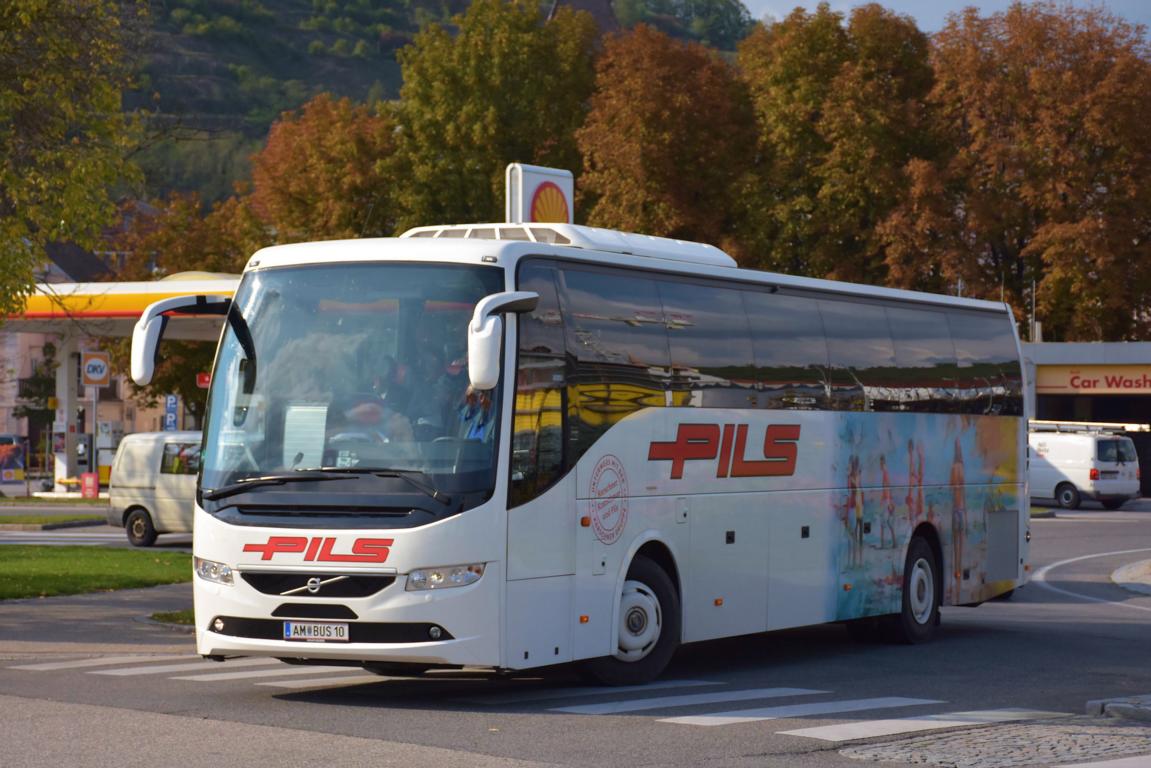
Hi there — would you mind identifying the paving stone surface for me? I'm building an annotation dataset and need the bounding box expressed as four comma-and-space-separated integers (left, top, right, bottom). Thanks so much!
840, 715, 1151, 767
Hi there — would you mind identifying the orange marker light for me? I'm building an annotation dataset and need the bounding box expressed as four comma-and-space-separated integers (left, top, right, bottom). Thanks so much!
843, 583, 853, 592
714, 598, 724, 606
579, 615, 589, 624
580, 516, 591, 527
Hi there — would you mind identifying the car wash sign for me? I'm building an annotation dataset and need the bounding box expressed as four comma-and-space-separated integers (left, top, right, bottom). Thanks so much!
505, 164, 573, 224
1036, 365, 1151, 394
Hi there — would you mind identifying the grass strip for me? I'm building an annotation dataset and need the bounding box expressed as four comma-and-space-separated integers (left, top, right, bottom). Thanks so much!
0, 546, 191, 600
0, 515, 104, 525
152, 609, 195, 625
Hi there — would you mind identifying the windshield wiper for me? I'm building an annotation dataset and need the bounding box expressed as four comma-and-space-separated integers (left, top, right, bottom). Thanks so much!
305, 466, 453, 506
203, 471, 353, 501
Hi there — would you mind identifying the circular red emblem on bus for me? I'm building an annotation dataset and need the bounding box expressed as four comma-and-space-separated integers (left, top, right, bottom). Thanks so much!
589, 454, 628, 545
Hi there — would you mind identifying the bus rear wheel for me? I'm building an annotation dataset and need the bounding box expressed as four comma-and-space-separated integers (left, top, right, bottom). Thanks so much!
582, 556, 680, 686
889, 536, 940, 644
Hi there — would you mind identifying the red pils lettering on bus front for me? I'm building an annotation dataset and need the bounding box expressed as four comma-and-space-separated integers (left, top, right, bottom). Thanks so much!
316, 537, 393, 563
243, 536, 308, 561
647, 423, 720, 479
242, 536, 393, 563
648, 423, 801, 480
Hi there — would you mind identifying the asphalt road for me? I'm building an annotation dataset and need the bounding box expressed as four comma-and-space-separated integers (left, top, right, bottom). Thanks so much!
0, 502, 1149, 768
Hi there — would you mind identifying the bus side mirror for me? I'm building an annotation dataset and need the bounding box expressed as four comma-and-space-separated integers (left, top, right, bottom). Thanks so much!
132, 295, 231, 386
467, 291, 539, 391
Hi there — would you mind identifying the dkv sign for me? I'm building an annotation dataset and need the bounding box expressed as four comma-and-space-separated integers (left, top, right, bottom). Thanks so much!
81, 352, 111, 387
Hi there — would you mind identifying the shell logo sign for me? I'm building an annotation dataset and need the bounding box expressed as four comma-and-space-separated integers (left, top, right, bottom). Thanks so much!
506, 163, 574, 224
530, 181, 570, 223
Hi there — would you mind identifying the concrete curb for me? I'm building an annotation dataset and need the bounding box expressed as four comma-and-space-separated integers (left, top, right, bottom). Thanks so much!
1086, 695, 1151, 723
1111, 559, 1151, 597
0, 519, 107, 531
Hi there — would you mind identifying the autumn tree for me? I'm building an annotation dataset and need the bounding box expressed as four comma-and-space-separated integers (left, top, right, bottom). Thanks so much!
108, 193, 268, 420
880, 2, 1151, 340
394, 0, 599, 230
0, 0, 145, 319
250, 94, 400, 241
738, 3, 935, 281
577, 24, 756, 254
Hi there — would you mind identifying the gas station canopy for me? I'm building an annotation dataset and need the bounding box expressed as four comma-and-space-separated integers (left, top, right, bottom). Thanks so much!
5, 272, 239, 340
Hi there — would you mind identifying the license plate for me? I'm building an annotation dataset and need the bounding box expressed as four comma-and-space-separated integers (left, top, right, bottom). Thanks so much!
283, 621, 349, 642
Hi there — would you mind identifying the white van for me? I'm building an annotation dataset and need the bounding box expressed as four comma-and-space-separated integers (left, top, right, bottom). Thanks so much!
1028, 424, 1141, 510
107, 431, 201, 546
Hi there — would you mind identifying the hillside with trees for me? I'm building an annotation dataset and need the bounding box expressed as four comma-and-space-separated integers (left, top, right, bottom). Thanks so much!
131, 0, 754, 202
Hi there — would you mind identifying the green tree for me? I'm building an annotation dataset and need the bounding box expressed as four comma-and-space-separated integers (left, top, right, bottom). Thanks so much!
619, 0, 754, 50
880, 2, 1151, 340
249, 94, 399, 241
577, 25, 756, 256
0, 0, 144, 319
738, 2, 934, 281
394, 0, 598, 230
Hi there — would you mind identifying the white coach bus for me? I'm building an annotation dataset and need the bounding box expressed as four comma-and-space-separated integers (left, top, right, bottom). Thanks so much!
132, 223, 1028, 684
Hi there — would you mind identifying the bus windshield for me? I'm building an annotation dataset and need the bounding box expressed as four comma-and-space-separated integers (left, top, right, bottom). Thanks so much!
200, 262, 505, 506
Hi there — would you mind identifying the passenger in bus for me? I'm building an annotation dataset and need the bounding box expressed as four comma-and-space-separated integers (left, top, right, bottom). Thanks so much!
458, 385, 495, 442
331, 354, 414, 444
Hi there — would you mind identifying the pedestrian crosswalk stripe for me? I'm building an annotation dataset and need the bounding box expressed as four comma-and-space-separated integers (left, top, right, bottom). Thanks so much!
551, 687, 825, 716
464, 679, 721, 706
92, 657, 279, 676
9, 655, 196, 671
777, 708, 1069, 741
660, 696, 943, 726
174, 665, 357, 682
258, 674, 383, 689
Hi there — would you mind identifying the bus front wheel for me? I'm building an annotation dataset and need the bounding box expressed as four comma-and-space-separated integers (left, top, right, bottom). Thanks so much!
890, 536, 940, 644
582, 556, 680, 686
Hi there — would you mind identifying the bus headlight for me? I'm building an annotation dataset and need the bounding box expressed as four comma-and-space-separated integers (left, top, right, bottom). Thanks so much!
194, 556, 234, 586
406, 563, 485, 591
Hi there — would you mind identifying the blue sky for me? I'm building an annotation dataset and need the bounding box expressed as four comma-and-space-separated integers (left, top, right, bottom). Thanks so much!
747, 1, 1151, 32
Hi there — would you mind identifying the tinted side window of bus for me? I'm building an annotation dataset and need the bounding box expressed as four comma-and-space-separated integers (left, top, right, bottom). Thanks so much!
509, 262, 566, 508
559, 267, 670, 469
818, 299, 898, 411
947, 311, 1024, 415
658, 281, 756, 408
887, 306, 959, 412
743, 291, 831, 410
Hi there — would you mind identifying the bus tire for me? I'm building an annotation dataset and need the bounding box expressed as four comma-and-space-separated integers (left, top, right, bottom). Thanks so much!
126, 508, 157, 548
889, 535, 939, 644
582, 556, 680, 686
1056, 483, 1081, 510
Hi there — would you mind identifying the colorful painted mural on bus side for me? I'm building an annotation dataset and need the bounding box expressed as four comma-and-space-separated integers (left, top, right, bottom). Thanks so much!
832, 413, 1021, 620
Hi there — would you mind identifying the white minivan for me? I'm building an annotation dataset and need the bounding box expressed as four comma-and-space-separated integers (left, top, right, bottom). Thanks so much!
107, 431, 201, 546
1028, 425, 1141, 510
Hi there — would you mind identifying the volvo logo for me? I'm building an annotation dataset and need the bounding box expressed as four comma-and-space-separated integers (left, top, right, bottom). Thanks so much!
279, 574, 350, 597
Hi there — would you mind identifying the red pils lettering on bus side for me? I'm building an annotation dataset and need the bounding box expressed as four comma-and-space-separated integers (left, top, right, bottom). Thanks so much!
648, 423, 801, 480
242, 537, 393, 562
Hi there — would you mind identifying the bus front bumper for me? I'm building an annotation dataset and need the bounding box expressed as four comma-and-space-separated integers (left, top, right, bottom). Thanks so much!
193, 565, 502, 668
